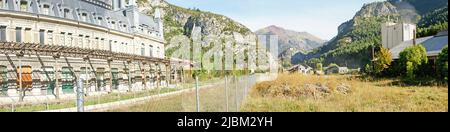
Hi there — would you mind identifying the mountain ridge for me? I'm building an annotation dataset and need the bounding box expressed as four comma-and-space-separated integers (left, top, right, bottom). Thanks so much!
255, 25, 325, 67
292, 0, 448, 68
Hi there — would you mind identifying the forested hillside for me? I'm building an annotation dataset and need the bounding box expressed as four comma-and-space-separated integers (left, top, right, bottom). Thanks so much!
292, 0, 448, 68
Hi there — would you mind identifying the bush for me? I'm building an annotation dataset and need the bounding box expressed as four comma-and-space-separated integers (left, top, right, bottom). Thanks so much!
398, 45, 428, 79
364, 63, 372, 75
373, 47, 392, 75
316, 63, 323, 71
437, 46, 448, 82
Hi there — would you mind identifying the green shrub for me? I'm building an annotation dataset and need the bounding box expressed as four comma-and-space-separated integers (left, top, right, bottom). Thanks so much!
373, 47, 393, 75
398, 45, 428, 79
437, 46, 448, 82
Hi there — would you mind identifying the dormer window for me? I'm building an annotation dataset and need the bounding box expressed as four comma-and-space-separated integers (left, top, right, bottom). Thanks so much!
110, 21, 116, 30
80, 13, 87, 22
63, 8, 70, 18
97, 17, 103, 25
42, 4, 50, 15
20, 1, 28, 12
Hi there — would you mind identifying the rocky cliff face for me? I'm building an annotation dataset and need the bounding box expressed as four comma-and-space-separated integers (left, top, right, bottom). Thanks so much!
256, 25, 325, 53
137, 0, 253, 42
354, 2, 398, 19
255, 25, 325, 67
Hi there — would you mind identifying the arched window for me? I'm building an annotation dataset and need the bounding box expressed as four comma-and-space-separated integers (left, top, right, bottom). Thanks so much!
17, 66, 33, 90
96, 68, 106, 91
111, 68, 119, 90
61, 67, 74, 93
0, 65, 7, 96
41, 66, 55, 95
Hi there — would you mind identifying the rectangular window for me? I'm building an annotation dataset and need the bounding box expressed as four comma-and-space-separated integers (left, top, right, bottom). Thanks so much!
85, 36, 90, 49
39, 30, 45, 45
0, 0, 4, 9
157, 47, 160, 57
149, 45, 153, 57
78, 35, 83, 48
0, 26, 6, 42
60, 32, 66, 46
68, 33, 73, 47
15, 27, 22, 42
95, 37, 99, 49
24, 28, 31, 43
109, 40, 112, 51
47, 30, 53, 45
141, 44, 145, 56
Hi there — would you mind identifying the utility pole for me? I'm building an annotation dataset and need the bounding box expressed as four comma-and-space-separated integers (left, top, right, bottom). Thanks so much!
77, 77, 84, 112
18, 53, 23, 102
127, 59, 132, 92
84, 57, 89, 95
225, 75, 229, 112
54, 54, 60, 99
371, 45, 375, 75
195, 76, 200, 112
235, 75, 238, 112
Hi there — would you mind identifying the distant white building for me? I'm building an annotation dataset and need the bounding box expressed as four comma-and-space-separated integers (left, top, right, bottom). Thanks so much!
325, 66, 349, 75
381, 22, 416, 49
288, 64, 312, 74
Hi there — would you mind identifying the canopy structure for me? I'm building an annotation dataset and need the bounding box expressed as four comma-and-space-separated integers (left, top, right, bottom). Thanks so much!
0, 42, 170, 64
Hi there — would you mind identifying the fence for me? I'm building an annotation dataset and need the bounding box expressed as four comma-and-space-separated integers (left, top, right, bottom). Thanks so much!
0, 73, 276, 112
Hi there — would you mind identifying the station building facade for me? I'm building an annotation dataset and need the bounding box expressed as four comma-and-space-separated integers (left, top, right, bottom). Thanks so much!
0, 0, 181, 100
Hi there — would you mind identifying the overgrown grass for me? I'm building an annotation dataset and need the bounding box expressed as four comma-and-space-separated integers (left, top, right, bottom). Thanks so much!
241, 74, 448, 112
0, 78, 222, 112
108, 76, 251, 112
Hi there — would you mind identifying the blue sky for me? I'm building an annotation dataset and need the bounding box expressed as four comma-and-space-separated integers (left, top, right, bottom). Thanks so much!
167, 0, 383, 40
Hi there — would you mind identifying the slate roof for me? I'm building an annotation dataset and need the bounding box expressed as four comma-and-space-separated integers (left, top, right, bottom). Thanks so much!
390, 31, 448, 59
0, 0, 160, 37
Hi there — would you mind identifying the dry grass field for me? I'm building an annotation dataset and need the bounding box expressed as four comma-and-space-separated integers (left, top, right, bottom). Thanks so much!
241, 74, 448, 112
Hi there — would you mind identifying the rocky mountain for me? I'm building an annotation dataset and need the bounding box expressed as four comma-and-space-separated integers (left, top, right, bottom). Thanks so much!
255, 25, 325, 67
137, 0, 253, 43
292, 0, 448, 68
256, 25, 325, 53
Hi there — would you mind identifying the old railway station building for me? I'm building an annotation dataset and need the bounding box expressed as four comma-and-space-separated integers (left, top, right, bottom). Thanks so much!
0, 0, 184, 101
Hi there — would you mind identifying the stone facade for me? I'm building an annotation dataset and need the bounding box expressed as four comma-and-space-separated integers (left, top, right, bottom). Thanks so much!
0, 0, 183, 100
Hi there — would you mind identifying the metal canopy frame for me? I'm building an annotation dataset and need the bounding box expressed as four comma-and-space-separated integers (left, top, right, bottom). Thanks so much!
0, 42, 170, 64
